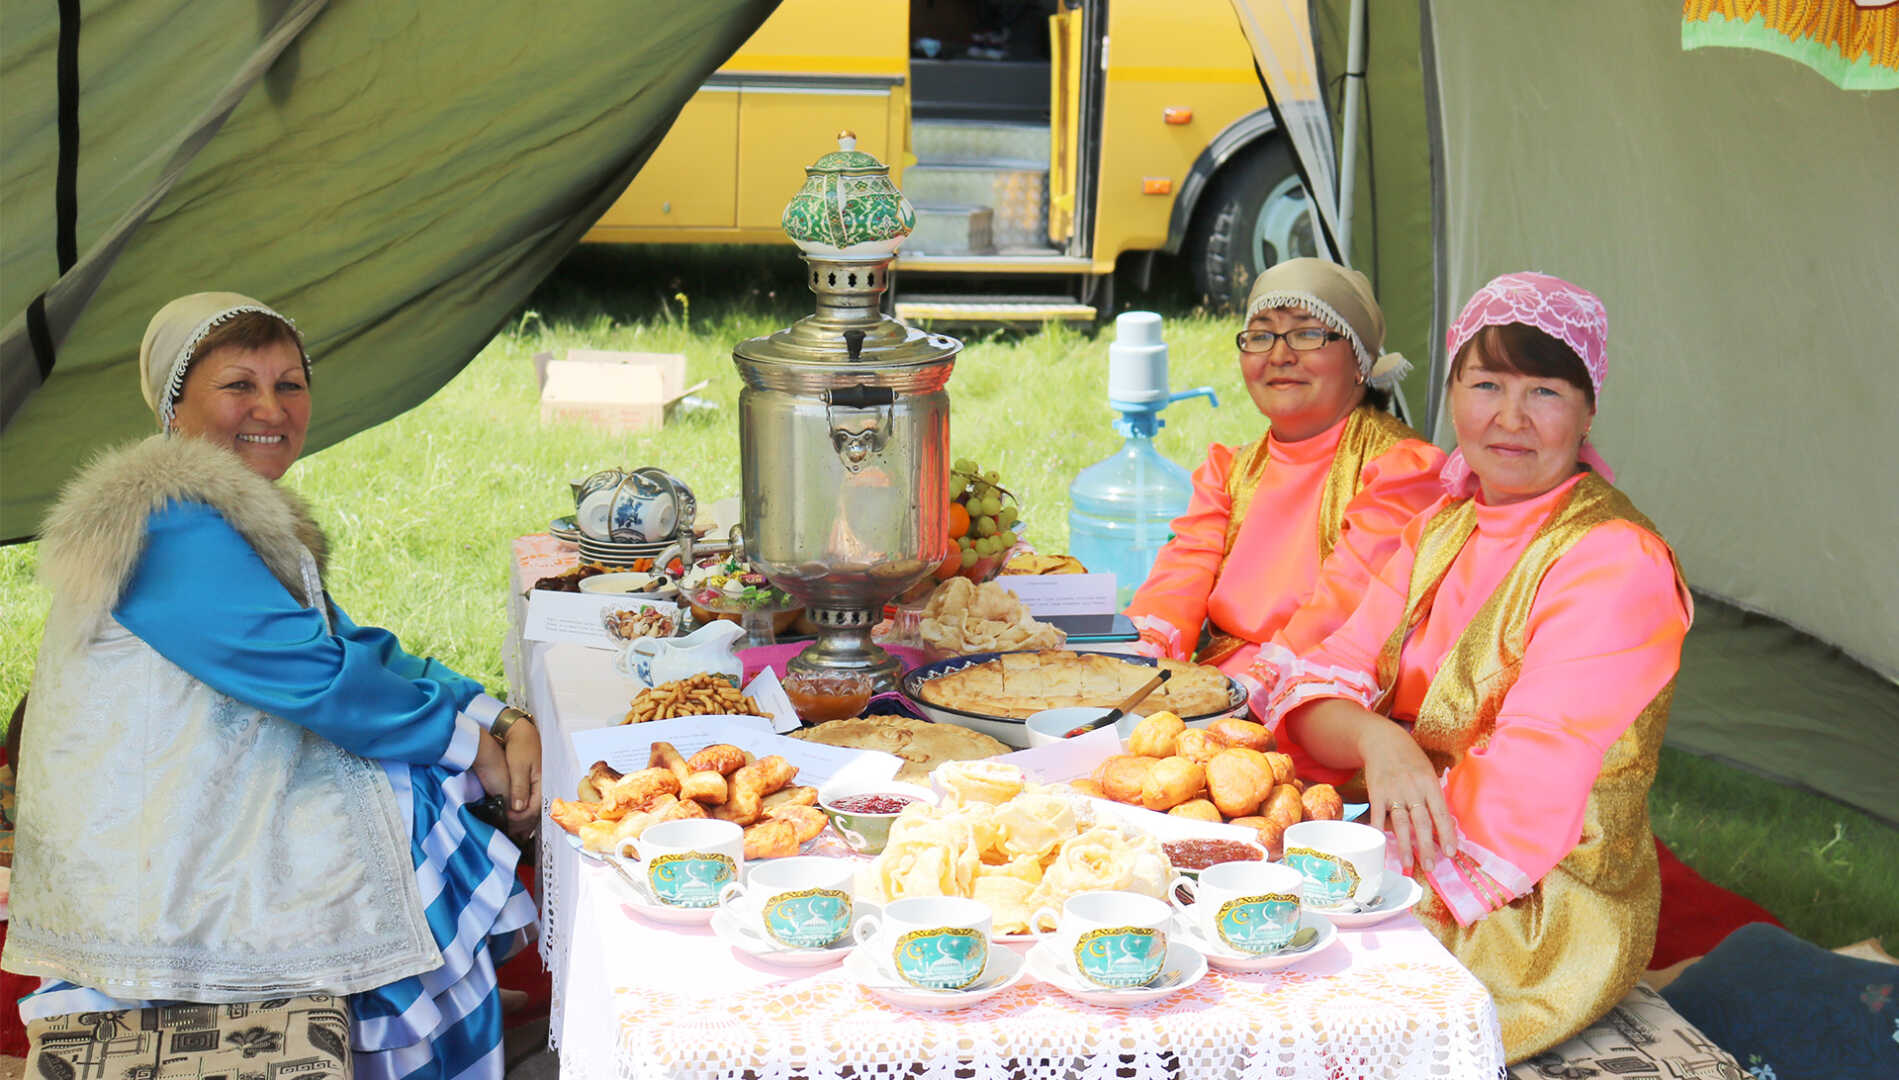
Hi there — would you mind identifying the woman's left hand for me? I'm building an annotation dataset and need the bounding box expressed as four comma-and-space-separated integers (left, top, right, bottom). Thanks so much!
501, 720, 542, 838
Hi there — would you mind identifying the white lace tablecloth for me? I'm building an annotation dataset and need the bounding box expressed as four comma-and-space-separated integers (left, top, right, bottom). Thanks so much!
508, 537, 1506, 1078
559, 862, 1504, 1080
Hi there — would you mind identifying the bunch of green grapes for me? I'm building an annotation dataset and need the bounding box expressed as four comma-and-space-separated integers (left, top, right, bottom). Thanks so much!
949, 458, 1021, 570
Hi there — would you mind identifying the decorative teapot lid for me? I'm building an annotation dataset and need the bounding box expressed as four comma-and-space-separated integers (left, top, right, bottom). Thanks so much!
782, 131, 915, 258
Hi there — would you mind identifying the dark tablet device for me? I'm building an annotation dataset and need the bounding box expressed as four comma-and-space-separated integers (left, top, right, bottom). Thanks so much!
1043, 613, 1139, 643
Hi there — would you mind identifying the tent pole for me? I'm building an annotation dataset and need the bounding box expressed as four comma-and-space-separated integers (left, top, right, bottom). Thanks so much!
1336, 0, 1366, 262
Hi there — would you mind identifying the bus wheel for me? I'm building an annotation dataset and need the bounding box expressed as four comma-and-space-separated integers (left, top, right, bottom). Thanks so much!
1188, 141, 1318, 313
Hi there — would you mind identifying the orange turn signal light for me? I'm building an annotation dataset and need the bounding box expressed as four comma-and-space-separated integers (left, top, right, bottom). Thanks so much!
1163, 107, 1193, 125
1142, 177, 1174, 196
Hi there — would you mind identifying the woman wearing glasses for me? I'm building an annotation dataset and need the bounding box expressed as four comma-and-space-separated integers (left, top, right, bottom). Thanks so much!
1125, 259, 1442, 732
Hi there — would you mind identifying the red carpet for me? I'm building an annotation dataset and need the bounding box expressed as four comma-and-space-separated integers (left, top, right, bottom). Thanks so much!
1649, 834, 1784, 970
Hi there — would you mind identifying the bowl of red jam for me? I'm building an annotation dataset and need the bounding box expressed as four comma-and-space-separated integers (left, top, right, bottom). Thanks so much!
816, 780, 937, 855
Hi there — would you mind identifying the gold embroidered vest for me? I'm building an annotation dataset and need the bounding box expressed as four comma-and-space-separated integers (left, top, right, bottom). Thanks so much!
1375, 472, 1687, 1060
1197, 405, 1421, 666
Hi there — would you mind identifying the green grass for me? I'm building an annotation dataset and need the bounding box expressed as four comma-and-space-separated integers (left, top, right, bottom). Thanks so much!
3, 245, 1893, 951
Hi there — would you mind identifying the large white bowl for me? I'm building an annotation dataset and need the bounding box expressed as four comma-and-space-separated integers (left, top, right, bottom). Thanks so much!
1025, 708, 1144, 748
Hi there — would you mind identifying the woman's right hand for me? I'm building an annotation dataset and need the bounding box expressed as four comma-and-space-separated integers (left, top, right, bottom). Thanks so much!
1358, 719, 1457, 874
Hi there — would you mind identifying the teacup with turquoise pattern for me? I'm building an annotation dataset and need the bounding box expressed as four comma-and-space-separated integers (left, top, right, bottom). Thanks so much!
718, 855, 855, 949
852, 896, 991, 990
1030, 890, 1172, 988
1174, 860, 1303, 954
620, 819, 744, 909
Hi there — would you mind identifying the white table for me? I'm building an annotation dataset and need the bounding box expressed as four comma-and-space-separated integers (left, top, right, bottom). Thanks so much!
506, 538, 1507, 1079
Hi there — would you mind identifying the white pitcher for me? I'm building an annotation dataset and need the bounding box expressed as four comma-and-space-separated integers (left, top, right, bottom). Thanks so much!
625, 619, 745, 688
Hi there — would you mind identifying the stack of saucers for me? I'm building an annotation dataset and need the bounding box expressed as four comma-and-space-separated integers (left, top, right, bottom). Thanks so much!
576, 535, 673, 569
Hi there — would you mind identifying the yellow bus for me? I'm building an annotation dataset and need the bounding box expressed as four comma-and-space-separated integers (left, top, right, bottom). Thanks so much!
582, 0, 1317, 322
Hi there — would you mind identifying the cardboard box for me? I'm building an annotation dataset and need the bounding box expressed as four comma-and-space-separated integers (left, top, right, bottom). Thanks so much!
537, 349, 691, 434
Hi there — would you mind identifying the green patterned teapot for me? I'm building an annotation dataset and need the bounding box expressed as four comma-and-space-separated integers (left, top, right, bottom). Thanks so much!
781, 131, 915, 257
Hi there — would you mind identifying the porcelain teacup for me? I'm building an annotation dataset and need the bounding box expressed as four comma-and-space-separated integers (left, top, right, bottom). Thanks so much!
1173, 861, 1303, 954
852, 896, 990, 990
617, 819, 744, 909
1282, 820, 1386, 911
717, 856, 855, 949
1029, 890, 1171, 988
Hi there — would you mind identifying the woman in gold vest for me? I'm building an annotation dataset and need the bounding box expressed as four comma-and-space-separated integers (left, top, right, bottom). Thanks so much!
1260, 272, 1693, 1060
1125, 259, 1443, 723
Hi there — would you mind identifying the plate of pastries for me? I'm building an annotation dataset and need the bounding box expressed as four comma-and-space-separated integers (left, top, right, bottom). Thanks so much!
901, 649, 1246, 747
548, 741, 828, 861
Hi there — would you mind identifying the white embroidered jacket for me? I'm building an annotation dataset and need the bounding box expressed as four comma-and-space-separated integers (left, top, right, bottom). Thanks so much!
3, 435, 443, 1000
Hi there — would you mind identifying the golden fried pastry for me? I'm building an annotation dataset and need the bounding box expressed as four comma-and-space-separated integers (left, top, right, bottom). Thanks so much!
1067, 778, 1105, 799
1209, 715, 1274, 752
1205, 746, 1273, 818
680, 770, 728, 805
1301, 783, 1344, 821
686, 743, 750, 776
1167, 798, 1223, 822
601, 766, 680, 811
761, 785, 818, 812
550, 798, 598, 833
1127, 711, 1186, 758
1173, 728, 1224, 765
920, 651, 1229, 718
1262, 752, 1296, 786
765, 803, 828, 844
649, 742, 690, 784
1140, 755, 1206, 812
578, 760, 624, 802
1095, 754, 1158, 804
742, 819, 800, 859
789, 714, 1007, 783
659, 797, 707, 822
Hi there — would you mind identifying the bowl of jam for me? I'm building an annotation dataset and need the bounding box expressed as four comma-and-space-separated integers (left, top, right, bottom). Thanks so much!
816, 780, 936, 855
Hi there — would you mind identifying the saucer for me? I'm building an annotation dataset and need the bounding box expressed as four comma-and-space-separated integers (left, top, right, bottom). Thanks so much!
1170, 910, 1339, 973
1306, 875, 1423, 928
844, 942, 1026, 1011
549, 515, 583, 544
1023, 938, 1206, 1006
711, 902, 879, 968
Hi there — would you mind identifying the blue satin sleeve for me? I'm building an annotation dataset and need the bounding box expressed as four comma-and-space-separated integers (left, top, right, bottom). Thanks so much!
114, 500, 478, 767
328, 601, 485, 709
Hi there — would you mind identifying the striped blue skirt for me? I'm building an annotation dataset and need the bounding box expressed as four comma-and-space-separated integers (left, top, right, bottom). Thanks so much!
21, 762, 538, 1080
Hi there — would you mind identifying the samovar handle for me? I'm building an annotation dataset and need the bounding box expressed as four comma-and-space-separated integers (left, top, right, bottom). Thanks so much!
825, 385, 895, 472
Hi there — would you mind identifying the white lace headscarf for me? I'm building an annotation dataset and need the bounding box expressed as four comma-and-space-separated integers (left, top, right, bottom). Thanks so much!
1244, 258, 1411, 391
138, 292, 305, 431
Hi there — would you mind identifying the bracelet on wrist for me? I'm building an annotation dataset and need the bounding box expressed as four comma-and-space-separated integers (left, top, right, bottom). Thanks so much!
490, 706, 530, 742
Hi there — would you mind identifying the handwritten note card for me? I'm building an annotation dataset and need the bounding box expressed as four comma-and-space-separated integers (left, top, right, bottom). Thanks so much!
523, 591, 678, 650
995, 573, 1119, 615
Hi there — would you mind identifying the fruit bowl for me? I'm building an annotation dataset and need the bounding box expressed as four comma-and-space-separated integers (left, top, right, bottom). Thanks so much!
935, 458, 1025, 585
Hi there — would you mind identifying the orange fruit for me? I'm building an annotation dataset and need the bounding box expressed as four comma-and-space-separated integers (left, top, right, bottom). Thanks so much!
933, 548, 962, 580
946, 501, 971, 539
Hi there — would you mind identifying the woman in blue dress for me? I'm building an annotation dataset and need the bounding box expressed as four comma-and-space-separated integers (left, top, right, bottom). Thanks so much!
4, 293, 540, 1080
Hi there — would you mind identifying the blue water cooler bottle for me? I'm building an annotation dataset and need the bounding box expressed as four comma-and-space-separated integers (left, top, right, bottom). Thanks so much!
1068, 311, 1218, 607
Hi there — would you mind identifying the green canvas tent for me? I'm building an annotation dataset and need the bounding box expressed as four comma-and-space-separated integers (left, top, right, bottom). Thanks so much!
1287, 0, 1899, 822
0, 0, 779, 541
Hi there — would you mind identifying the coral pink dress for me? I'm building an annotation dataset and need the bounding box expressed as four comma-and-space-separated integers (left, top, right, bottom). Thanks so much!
1125, 408, 1442, 703
1265, 473, 1689, 916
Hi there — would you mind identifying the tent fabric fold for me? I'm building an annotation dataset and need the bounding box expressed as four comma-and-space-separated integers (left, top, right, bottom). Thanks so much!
1, 0, 781, 540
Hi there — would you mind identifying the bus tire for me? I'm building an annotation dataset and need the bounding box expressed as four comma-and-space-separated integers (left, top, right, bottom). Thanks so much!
1187, 140, 1316, 314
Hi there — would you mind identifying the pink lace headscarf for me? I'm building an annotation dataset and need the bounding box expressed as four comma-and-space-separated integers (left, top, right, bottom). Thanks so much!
1439, 271, 1614, 498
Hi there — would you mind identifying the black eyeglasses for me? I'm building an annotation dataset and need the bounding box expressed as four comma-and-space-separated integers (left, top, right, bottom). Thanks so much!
1236, 327, 1345, 354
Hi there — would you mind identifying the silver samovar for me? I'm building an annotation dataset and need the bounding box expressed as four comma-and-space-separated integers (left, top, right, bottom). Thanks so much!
732, 133, 960, 692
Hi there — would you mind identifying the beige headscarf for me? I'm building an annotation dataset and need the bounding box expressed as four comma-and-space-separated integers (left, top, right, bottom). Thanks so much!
139, 292, 303, 431
1244, 258, 1411, 391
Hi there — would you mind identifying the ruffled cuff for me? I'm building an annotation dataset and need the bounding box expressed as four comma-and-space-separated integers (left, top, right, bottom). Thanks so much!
442, 692, 506, 771
1263, 654, 1380, 725
1424, 836, 1536, 926
1129, 614, 1187, 660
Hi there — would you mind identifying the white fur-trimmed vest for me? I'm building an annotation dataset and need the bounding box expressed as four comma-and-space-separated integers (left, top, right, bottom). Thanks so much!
3, 435, 440, 1000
